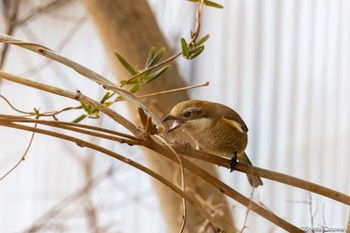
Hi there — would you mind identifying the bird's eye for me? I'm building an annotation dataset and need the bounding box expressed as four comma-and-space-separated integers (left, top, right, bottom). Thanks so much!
183, 111, 193, 118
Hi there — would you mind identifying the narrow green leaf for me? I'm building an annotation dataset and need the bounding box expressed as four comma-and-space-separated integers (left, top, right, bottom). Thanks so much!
145, 65, 171, 84
148, 47, 166, 67
189, 46, 205, 60
72, 114, 87, 123
81, 102, 91, 112
33, 108, 40, 115
129, 84, 140, 93
120, 80, 128, 86
114, 52, 137, 75
181, 38, 189, 58
188, 45, 204, 54
100, 92, 111, 104
146, 47, 156, 67
120, 76, 142, 86
89, 107, 97, 115
196, 34, 210, 46
204, 0, 224, 9
187, 0, 199, 2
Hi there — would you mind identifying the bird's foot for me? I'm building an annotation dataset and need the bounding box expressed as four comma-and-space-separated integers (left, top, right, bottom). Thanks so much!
229, 153, 237, 172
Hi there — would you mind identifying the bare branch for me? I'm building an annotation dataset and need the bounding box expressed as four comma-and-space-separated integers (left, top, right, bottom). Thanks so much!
190, 0, 205, 43
16, 0, 73, 26
0, 115, 140, 145
0, 0, 20, 68
0, 69, 140, 135
0, 94, 31, 114
126, 82, 209, 101
0, 123, 36, 182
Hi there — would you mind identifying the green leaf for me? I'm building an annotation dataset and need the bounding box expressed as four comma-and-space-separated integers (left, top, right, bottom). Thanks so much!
145, 65, 171, 84
72, 114, 87, 123
114, 52, 137, 75
100, 92, 111, 104
146, 47, 156, 67
33, 108, 40, 115
189, 46, 205, 60
196, 34, 210, 46
181, 38, 189, 58
89, 107, 97, 115
188, 45, 204, 54
204, 0, 224, 9
148, 47, 166, 67
129, 84, 140, 93
187, 0, 199, 2
81, 102, 91, 112
120, 76, 142, 86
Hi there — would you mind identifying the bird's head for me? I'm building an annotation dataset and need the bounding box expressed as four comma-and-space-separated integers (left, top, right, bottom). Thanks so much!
162, 100, 214, 133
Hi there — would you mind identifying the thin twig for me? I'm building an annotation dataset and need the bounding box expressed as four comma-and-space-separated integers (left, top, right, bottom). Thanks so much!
155, 135, 187, 233
0, 95, 31, 114
127, 82, 209, 100
190, 0, 205, 43
0, 116, 140, 145
240, 190, 254, 233
0, 123, 36, 182
308, 193, 315, 233
0, 0, 20, 69
124, 52, 182, 84
25, 166, 113, 232
16, 0, 72, 26
347, 209, 350, 233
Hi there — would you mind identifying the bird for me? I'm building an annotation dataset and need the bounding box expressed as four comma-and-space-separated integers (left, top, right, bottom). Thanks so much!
162, 99, 263, 188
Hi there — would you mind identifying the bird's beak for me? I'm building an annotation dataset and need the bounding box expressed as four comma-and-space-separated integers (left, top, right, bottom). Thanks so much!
162, 114, 183, 133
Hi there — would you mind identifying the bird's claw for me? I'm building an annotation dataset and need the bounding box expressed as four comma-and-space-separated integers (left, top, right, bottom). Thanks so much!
229, 153, 237, 172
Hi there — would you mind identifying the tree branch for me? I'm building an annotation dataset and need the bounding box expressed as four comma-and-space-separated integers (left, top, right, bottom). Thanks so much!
0, 69, 140, 136
170, 145, 350, 206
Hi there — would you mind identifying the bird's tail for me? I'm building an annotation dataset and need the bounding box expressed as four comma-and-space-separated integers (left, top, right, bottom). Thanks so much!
238, 152, 263, 188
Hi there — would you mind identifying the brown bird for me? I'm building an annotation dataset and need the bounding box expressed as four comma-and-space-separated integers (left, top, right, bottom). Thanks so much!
162, 99, 263, 188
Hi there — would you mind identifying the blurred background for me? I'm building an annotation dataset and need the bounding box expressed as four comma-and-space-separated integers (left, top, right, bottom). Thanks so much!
1, 0, 350, 232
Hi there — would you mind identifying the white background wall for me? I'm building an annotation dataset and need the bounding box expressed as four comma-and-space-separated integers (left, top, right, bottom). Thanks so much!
1, 0, 350, 232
